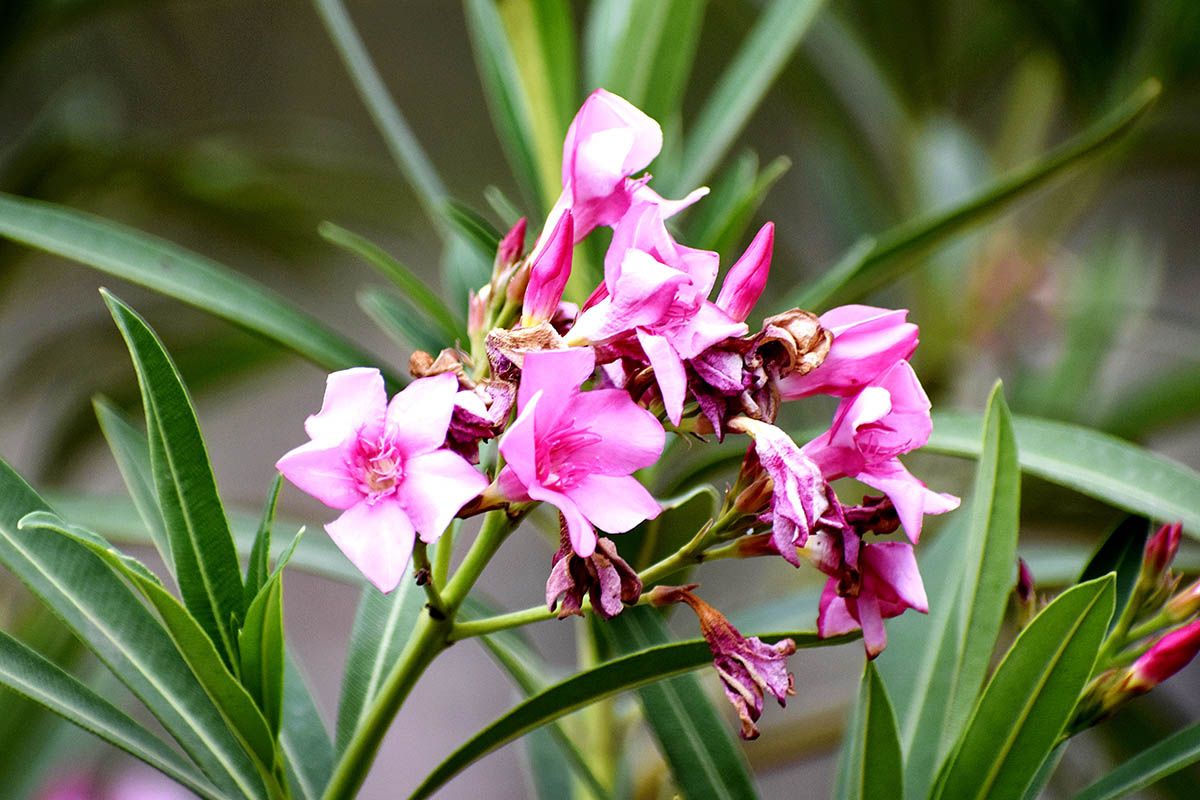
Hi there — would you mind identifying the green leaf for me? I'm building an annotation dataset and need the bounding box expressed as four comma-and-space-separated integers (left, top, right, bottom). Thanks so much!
464, 0, 550, 211
310, 0, 449, 232
1099, 365, 1200, 441
410, 624, 852, 799
245, 475, 282, 609
671, 0, 825, 194
92, 397, 171, 572
358, 287, 447, 355
1077, 515, 1149, 631
0, 191, 391, 382
19, 512, 283, 793
318, 220, 464, 345
105, 290, 245, 665
685, 152, 791, 257
280, 655, 334, 800
0, 459, 265, 799
833, 662, 903, 800
786, 79, 1161, 310
876, 382, 1020, 800
240, 575, 286, 738
1073, 718, 1200, 800
926, 409, 1200, 535
0, 629, 220, 799
335, 580, 425, 755
444, 199, 504, 264
933, 575, 1115, 800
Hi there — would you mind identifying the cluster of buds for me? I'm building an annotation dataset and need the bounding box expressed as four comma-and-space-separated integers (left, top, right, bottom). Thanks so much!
1072, 522, 1200, 732
274, 88, 958, 736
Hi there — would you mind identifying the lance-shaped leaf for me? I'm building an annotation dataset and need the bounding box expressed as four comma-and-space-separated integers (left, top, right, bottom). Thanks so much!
932, 575, 1115, 800
0, 458, 265, 799
105, 290, 245, 664
833, 662, 903, 800
1077, 515, 1150, 632
1074, 718, 1200, 800
410, 623, 854, 799
0, 629, 219, 799
245, 475, 282, 609
0, 191, 391, 382
240, 575, 285, 738
19, 512, 283, 793
281, 655, 334, 800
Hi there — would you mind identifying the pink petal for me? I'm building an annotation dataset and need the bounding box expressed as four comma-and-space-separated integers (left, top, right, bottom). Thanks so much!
325, 499, 416, 593
276, 438, 360, 510
568, 473, 661, 534
862, 542, 929, 613
858, 459, 960, 543
528, 483, 596, 556
778, 306, 919, 399
522, 210, 574, 325
817, 581, 859, 637
630, 182, 709, 222
716, 223, 773, 322
853, 593, 888, 659
384, 373, 459, 455
668, 302, 747, 360
637, 329, 687, 425
520, 349, 597, 435
498, 391, 541, 490
396, 450, 488, 543
304, 368, 386, 443
563, 89, 662, 190
562, 388, 665, 474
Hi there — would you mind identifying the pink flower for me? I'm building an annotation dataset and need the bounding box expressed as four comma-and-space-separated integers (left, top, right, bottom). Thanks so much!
521, 210, 574, 327
811, 537, 929, 659
498, 347, 664, 556
802, 361, 959, 542
715, 222, 773, 323
276, 368, 488, 592
570, 203, 746, 424
778, 305, 918, 400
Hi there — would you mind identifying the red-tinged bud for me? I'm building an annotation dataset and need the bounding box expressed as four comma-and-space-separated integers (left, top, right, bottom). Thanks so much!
1167, 577, 1200, 623
521, 210, 574, 327
496, 217, 527, 269
715, 222, 773, 323
468, 288, 488, 336
1142, 522, 1183, 587
1015, 557, 1037, 628
1124, 619, 1200, 694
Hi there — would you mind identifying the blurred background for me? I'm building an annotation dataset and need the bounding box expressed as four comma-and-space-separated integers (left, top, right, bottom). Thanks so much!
1, 0, 1199, 797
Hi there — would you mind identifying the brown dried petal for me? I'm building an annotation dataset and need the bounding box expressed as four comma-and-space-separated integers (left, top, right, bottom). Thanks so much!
758, 308, 831, 379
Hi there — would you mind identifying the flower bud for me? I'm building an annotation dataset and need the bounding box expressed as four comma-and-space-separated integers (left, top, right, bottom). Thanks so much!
715, 222, 773, 323
1166, 576, 1200, 623
1015, 557, 1037, 627
496, 217, 527, 270
1140, 521, 1182, 589
468, 288, 488, 337
1124, 619, 1200, 694
521, 210, 574, 326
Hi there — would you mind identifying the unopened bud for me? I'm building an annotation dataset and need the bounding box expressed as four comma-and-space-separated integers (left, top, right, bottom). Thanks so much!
496, 217, 527, 269
1124, 619, 1200, 695
468, 288, 489, 336
1015, 557, 1037, 628
521, 210, 574, 326
715, 222, 772, 323
1166, 577, 1200, 623
1141, 522, 1183, 588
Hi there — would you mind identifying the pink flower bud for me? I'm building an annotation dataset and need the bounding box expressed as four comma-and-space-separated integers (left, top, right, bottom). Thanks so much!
715, 222, 773, 323
1142, 521, 1182, 586
1017, 558, 1035, 605
1126, 619, 1200, 693
496, 217, 527, 268
1167, 577, 1200, 623
468, 288, 488, 336
521, 210, 574, 327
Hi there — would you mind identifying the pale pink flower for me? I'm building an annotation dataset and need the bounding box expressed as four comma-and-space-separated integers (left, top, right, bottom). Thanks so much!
778, 305, 919, 399
811, 536, 929, 659
715, 222, 774, 323
802, 361, 959, 542
497, 347, 664, 556
276, 368, 487, 592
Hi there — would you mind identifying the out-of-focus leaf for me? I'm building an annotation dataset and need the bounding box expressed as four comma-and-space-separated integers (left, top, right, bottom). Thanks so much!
19, 512, 283, 793
318, 220, 464, 344
877, 383, 1019, 800
927, 409, 1200, 535
484, 185, 525, 228
601, 607, 757, 800
686, 151, 791, 257
310, 0, 449, 231
335, 581, 425, 754
0, 630, 220, 800
1074, 718, 1200, 800
0, 191, 393, 383
1077, 515, 1149, 631
1100, 365, 1200, 441
833, 662, 903, 800
0, 460, 265, 799
93, 397, 171, 572
358, 287, 447, 355
410, 624, 852, 799
105, 291, 245, 664
787, 79, 1162, 310
932, 576, 1115, 800
672, 0, 825, 194
464, 0, 548, 210
444, 199, 503, 263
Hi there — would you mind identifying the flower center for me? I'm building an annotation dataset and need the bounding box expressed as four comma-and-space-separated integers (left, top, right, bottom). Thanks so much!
537, 425, 603, 490
352, 430, 405, 500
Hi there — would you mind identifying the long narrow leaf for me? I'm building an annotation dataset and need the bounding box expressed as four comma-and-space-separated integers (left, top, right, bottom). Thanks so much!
0, 191, 391, 382
787, 79, 1161, 310
105, 291, 245, 664
672, 0, 825, 193
0, 459, 266, 799
933, 576, 1115, 800
927, 409, 1200, 534
410, 626, 852, 799
833, 662, 903, 800
357, 288, 447, 355
1074, 718, 1200, 800
0, 630, 219, 800
281, 655, 334, 800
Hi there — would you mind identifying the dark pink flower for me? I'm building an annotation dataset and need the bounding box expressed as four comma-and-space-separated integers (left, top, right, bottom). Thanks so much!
497, 348, 664, 556
778, 305, 918, 400
276, 369, 488, 592
802, 361, 959, 542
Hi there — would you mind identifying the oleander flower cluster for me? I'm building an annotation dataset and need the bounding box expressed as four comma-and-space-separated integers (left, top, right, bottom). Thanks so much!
276, 88, 959, 736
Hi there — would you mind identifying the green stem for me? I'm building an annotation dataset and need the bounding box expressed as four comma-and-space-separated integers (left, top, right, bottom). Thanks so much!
412, 541, 447, 617
1096, 583, 1150, 670
432, 520, 458, 588
443, 510, 523, 607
